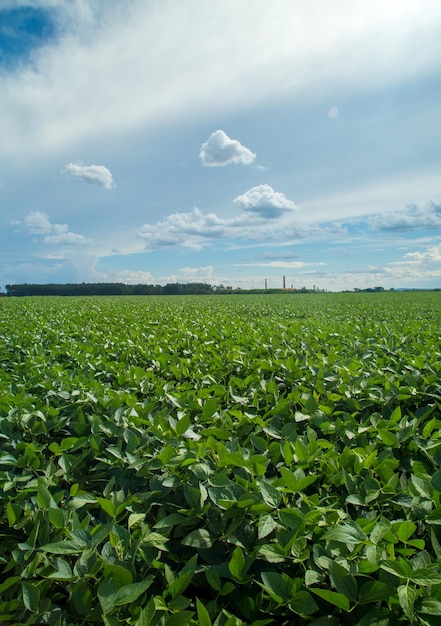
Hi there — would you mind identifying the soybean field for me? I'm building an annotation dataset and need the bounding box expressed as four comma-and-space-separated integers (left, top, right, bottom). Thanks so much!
1, 292, 441, 625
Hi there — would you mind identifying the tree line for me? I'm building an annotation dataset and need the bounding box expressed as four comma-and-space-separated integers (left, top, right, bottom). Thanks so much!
4, 282, 218, 297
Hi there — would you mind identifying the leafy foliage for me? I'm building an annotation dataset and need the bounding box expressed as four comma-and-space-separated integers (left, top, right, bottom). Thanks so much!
1, 292, 441, 624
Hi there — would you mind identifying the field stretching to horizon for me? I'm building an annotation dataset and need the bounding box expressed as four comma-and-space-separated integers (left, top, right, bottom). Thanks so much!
1, 291, 441, 625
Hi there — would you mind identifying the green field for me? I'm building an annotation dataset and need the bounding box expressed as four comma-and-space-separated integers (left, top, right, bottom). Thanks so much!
1, 292, 441, 625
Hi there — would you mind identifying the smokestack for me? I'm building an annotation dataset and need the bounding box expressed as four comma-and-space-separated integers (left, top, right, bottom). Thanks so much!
283, 275, 286, 289
265, 278, 267, 290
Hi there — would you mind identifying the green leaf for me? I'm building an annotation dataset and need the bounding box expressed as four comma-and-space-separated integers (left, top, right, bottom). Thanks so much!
369, 518, 391, 545
431, 469, 441, 492
396, 521, 417, 542
397, 584, 417, 621
135, 598, 156, 626
279, 466, 317, 493
0, 576, 20, 594
41, 539, 85, 554
181, 529, 213, 549
289, 590, 319, 616
144, 532, 169, 549
97, 497, 117, 518
257, 543, 286, 563
420, 599, 441, 616
257, 480, 281, 508
166, 570, 193, 600
175, 412, 191, 436
278, 508, 304, 531
22, 581, 40, 613
410, 568, 441, 586
358, 580, 393, 604
329, 561, 357, 602
165, 610, 194, 626
46, 558, 75, 580
48, 507, 67, 529
353, 606, 392, 625
258, 514, 276, 539
323, 523, 366, 549
310, 588, 350, 611
205, 569, 222, 592
228, 546, 246, 579
6, 502, 21, 525
99, 577, 154, 614
380, 558, 413, 579
196, 597, 212, 626
260, 572, 290, 603
37, 477, 57, 509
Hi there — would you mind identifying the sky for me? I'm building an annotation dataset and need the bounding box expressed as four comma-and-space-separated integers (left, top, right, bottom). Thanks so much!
0, 0, 440, 292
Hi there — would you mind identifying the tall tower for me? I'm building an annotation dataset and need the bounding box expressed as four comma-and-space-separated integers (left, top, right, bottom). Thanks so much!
283, 275, 286, 289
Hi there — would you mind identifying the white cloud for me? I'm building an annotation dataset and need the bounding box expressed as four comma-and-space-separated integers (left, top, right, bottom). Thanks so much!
199, 130, 255, 167
137, 208, 236, 250
179, 266, 214, 281
370, 201, 441, 231
138, 185, 302, 250
64, 162, 115, 188
136, 199, 342, 251
24, 210, 89, 245
235, 261, 306, 269
25, 210, 52, 234
233, 184, 298, 219
95, 269, 154, 285
404, 243, 441, 264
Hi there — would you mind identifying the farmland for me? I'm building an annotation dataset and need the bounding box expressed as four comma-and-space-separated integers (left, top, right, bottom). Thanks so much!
1, 291, 441, 625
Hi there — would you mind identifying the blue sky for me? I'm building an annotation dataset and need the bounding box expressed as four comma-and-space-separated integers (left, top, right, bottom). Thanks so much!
0, 0, 440, 291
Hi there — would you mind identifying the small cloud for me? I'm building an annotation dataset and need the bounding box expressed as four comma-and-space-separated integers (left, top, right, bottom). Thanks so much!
253, 251, 301, 262
235, 260, 325, 269
25, 210, 52, 234
97, 269, 154, 284
404, 244, 441, 264
328, 106, 339, 119
24, 210, 89, 246
179, 265, 214, 281
199, 130, 256, 167
233, 184, 298, 219
64, 162, 115, 188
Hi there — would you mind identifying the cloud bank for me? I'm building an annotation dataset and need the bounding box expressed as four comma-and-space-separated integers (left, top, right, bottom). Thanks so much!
64, 162, 115, 188
136, 186, 338, 251
370, 201, 441, 231
199, 130, 256, 167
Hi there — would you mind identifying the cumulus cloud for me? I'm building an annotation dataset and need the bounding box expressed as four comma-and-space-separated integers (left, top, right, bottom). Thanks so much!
25, 210, 89, 245
199, 130, 256, 167
136, 198, 341, 252
137, 208, 237, 250
404, 244, 441, 264
370, 201, 441, 231
179, 265, 214, 281
95, 269, 154, 285
63, 162, 115, 188
233, 184, 298, 219
25, 210, 52, 234
136, 198, 300, 249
